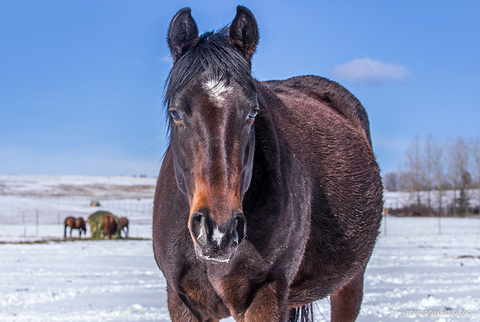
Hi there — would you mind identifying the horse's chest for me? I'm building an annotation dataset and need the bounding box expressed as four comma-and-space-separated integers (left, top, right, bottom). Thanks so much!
206, 270, 253, 314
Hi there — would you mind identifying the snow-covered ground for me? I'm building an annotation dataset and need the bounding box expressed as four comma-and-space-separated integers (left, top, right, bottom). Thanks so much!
1, 176, 479, 321
0, 239, 168, 321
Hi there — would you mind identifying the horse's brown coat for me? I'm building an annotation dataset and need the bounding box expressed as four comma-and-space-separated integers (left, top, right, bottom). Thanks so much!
120, 217, 129, 238
103, 215, 117, 239
153, 6, 383, 322
64, 216, 86, 238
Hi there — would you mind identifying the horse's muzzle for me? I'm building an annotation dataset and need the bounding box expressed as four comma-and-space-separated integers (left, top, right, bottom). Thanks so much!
189, 210, 246, 264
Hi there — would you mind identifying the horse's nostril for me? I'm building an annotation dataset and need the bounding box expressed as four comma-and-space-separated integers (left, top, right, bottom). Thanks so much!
232, 213, 246, 246
190, 212, 207, 243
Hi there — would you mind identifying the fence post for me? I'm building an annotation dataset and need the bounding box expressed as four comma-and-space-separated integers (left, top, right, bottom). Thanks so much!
36, 211, 39, 237
23, 212, 26, 237
438, 212, 442, 235
384, 213, 387, 236
383, 208, 388, 236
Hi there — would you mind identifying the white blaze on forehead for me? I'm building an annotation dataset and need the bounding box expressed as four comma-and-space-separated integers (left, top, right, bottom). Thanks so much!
203, 79, 231, 103
211, 226, 224, 246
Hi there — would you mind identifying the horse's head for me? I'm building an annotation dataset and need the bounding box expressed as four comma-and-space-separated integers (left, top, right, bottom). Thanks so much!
165, 6, 259, 264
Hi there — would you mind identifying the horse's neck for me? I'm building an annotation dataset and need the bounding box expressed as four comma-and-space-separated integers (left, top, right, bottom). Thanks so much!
255, 80, 285, 171
246, 83, 287, 199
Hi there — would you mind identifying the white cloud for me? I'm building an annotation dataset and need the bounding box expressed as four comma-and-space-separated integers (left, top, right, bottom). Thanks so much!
159, 54, 172, 64
331, 58, 410, 85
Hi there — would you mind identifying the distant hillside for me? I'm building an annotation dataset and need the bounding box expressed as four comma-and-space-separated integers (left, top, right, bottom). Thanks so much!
0, 176, 157, 225
0, 175, 156, 199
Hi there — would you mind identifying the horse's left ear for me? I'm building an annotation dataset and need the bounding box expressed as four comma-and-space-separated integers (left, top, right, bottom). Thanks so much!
228, 6, 259, 62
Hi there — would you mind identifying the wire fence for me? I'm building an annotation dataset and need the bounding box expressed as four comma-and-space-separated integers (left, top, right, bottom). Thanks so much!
3, 186, 480, 240
1, 196, 154, 239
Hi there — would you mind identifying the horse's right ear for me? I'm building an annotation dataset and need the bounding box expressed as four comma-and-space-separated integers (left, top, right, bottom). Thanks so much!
167, 8, 199, 63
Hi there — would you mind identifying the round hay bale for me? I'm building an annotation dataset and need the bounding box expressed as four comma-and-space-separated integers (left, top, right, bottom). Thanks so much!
90, 200, 101, 207
87, 211, 122, 239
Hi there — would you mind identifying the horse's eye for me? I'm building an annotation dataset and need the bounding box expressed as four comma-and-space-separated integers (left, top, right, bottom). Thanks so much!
170, 110, 182, 122
247, 107, 259, 120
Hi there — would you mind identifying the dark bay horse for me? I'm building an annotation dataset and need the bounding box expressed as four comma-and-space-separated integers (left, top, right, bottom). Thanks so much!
153, 6, 383, 322
103, 214, 117, 239
120, 217, 129, 238
64, 216, 87, 238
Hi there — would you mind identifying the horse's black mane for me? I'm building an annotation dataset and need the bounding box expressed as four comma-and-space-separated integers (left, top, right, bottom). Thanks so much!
164, 29, 256, 106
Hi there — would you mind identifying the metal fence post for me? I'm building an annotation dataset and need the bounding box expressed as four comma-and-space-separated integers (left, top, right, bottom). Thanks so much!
36, 211, 39, 237
23, 212, 26, 237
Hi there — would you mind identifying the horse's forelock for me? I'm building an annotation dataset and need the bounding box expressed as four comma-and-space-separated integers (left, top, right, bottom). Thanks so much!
164, 31, 255, 109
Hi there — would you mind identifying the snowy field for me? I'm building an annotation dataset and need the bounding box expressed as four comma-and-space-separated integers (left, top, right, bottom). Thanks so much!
1, 176, 479, 321
0, 175, 157, 226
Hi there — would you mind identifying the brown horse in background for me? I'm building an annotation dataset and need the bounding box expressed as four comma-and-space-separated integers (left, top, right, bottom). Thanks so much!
103, 214, 117, 239
153, 6, 383, 322
120, 217, 129, 238
64, 216, 87, 238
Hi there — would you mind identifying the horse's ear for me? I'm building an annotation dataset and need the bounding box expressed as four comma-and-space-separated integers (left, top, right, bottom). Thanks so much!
167, 8, 199, 63
228, 6, 259, 62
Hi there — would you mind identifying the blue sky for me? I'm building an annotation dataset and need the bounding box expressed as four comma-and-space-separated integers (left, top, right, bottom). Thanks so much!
1, 0, 479, 176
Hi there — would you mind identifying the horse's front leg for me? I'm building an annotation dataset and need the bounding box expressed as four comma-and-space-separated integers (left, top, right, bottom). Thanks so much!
243, 280, 289, 322
167, 284, 202, 322
330, 270, 365, 322
167, 284, 220, 322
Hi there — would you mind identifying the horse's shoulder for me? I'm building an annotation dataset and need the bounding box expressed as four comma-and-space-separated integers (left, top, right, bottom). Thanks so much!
259, 76, 372, 147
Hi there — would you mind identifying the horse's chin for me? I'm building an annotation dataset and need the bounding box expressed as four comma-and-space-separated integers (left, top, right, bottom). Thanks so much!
193, 244, 236, 264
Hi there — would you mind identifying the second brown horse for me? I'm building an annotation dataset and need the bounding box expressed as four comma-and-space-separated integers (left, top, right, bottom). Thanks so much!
120, 217, 129, 238
103, 214, 117, 239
